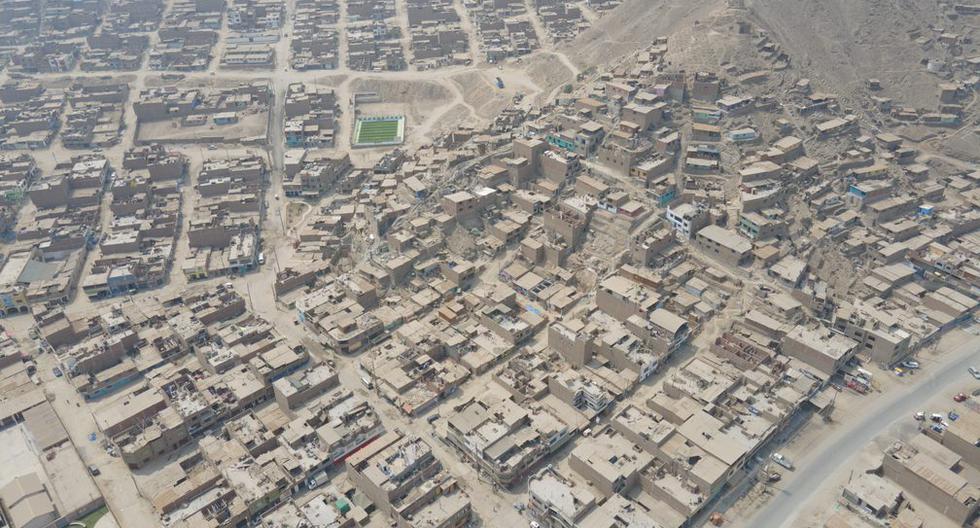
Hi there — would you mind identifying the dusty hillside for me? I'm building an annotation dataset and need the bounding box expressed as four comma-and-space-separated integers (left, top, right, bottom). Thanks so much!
572, 0, 967, 110
449, 71, 514, 119
661, 8, 780, 72
569, 0, 721, 69
746, 0, 945, 105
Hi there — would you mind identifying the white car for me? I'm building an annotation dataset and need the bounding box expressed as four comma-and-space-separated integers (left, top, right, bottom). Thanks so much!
970, 367, 980, 380
771, 452, 794, 470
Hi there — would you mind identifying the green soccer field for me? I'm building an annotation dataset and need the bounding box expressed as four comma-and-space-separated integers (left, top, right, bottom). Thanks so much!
357, 121, 398, 142
353, 116, 404, 146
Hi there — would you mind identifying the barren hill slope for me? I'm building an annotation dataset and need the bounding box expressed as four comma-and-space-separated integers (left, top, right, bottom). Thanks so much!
745, 0, 947, 104
571, 0, 961, 109
569, 0, 721, 69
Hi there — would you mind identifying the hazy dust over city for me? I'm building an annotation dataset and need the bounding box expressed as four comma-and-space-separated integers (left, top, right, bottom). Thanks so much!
0, 1, 978, 528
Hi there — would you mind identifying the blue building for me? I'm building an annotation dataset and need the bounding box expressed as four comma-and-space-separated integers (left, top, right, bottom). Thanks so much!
546, 133, 577, 153
654, 186, 677, 207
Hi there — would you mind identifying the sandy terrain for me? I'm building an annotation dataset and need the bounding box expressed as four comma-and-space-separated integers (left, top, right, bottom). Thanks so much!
747, 0, 945, 106
568, 0, 719, 68
136, 112, 269, 144
351, 78, 453, 121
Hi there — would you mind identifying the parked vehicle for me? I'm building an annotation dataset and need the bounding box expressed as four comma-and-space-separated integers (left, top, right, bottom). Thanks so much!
88, 465, 100, 476
913, 411, 925, 421
770, 452, 794, 470
931, 413, 944, 422
969, 367, 980, 380
949, 411, 960, 421
761, 464, 782, 482
52, 367, 62, 378
900, 360, 919, 369
846, 378, 869, 393
954, 393, 968, 402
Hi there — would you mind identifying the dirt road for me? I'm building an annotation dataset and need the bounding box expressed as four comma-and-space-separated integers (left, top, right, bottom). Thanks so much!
736, 333, 980, 528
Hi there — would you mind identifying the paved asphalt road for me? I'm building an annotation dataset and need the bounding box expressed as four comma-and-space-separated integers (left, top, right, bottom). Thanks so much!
743, 336, 980, 528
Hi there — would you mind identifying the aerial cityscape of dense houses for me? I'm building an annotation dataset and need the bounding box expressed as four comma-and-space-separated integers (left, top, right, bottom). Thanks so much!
0, 1, 979, 528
